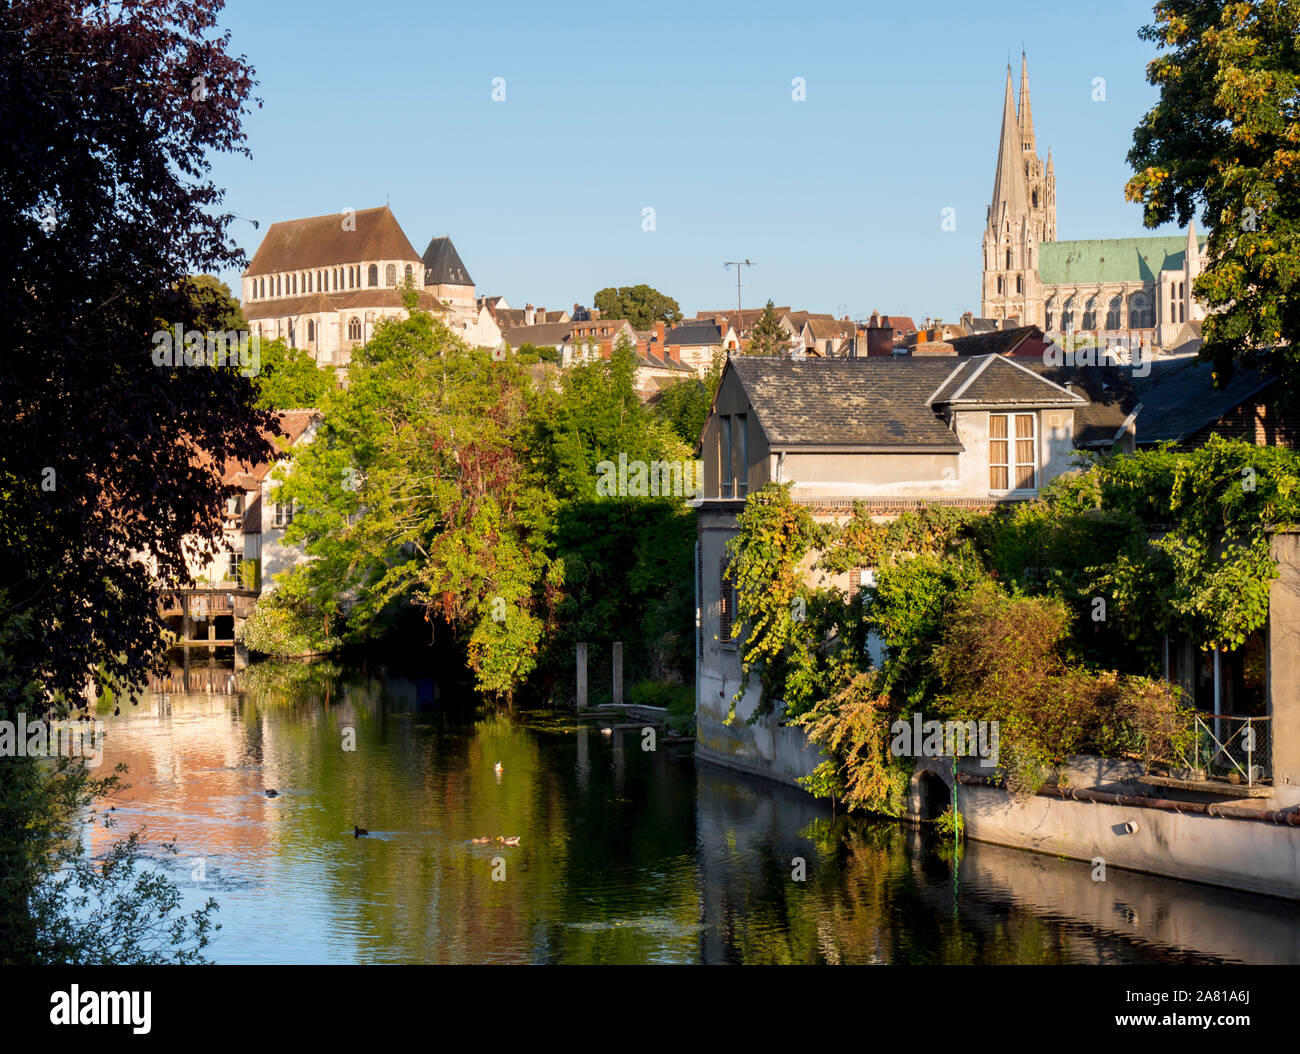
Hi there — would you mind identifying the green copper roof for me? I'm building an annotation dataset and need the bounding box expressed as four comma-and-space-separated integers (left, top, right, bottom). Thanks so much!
1038, 235, 1205, 285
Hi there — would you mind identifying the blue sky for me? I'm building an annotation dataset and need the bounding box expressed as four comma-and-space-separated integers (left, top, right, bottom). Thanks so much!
210, 0, 1182, 323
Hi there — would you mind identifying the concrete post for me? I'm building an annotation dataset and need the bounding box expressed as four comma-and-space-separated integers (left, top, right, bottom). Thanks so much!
612, 641, 623, 706
576, 642, 588, 710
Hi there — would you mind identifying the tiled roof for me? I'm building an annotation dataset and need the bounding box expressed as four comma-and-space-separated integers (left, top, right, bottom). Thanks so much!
666, 320, 724, 346
422, 236, 474, 287
501, 321, 572, 347
727, 357, 963, 449
243, 288, 445, 320
1038, 235, 1206, 285
936, 355, 1084, 406
949, 325, 1043, 357
247, 207, 420, 275
1133, 358, 1277, 443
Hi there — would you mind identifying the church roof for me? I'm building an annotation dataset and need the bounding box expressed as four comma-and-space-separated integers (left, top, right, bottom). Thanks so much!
243, 288, 446, 320
1038, 235, 1207, 285
246, 207, 421, 275
422, 236, 474, 287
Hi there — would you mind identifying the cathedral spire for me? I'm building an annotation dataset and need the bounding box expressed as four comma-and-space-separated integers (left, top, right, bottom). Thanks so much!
989, 64, 1029, 231
1018, 51, 1035, 152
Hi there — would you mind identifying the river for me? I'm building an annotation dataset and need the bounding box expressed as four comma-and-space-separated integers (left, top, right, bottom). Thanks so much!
86, 658, 1300, 964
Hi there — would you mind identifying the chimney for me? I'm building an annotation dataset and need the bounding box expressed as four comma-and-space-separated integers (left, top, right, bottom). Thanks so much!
573, 302, 580, 318
537, 306, 545, 322
655, 320, 665, 345
525, 303, 535, 326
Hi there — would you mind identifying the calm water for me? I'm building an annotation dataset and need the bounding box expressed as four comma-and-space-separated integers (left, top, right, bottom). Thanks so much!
88, 661, 1300, 964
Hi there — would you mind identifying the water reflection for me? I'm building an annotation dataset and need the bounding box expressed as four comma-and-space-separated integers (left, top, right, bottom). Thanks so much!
83, 661, 1300, 964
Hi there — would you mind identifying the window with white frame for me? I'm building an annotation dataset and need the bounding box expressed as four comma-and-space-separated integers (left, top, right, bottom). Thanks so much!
989, 412, 1037, 491
272, 499, 295, 528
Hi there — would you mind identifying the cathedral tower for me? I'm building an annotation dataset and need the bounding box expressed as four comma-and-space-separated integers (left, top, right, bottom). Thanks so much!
981, 54, 1055, 325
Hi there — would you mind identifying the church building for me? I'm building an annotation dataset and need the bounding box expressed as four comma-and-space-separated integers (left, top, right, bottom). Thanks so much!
241, 207, 498, 375
980, 55, 1207, 352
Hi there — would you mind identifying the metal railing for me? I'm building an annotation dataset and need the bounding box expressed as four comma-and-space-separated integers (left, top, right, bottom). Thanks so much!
1177, 712, 1272, 787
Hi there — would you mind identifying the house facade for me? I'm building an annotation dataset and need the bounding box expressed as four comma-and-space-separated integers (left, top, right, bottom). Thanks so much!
695, 354, 1108, 782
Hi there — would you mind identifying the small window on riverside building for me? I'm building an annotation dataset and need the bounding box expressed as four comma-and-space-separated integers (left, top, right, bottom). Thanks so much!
225, 551, 243, 582
368, 264, 379, 287
989, 412, 1037, 491
719, 561, 737, 645
273, 500, 295, 528
735, 414, 747, 496
719, 416, 733, 498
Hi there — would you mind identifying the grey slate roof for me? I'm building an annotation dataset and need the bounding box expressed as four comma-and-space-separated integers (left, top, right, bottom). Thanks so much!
941, 355, 1083, 406
501, 321, 571, 347
949, 325, 1041, 357
666, 320, 724, 346
1133, 358, 1276, 443
422, 236, 474, 286
726, 357, 963, 449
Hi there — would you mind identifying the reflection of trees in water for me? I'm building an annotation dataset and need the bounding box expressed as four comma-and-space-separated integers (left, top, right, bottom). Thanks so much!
237, 659, 344, 707
719, 818, 1074, 965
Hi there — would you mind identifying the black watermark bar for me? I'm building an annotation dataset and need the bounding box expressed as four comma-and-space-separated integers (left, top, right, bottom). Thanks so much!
1, 965, 1294, 1040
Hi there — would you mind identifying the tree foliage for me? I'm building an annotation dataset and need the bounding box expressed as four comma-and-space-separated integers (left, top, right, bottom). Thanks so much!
729, 439, 1296, 812
254, 337, 336, 410
1125, 0, 1300, 394
592, 284, 683, 329
744, 300, 793, 357
0, 0, 270, 961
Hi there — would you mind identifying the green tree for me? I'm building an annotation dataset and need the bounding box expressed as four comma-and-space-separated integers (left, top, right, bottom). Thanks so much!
592, 284, 683, 329
277, 305, 559, 698
255, 338, 336, 410
653, 353, 723, 447
745, 300, 792, 356
1125, 0, 1300, 394
176, 273, 247, 332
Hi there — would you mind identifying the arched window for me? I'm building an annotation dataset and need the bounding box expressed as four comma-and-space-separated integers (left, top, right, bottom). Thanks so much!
348, 317, 361, 341
276, 274, 282, 297
1106, 295, 1123, 330
385, 264, 396, 286
1006, 249, 1012, 269
348, 268, 354, 290
368, 264, 379, 287
307, 320, 315, 342
404, 264, 413, 283
291, 273, 297, 295
1060, 297, 1075, 331
1129, 293, 1152, 328
1180, 302, 1185, 323
1179, 281, 1184, 298
1016, 275, 1023, 294
1045, 300, 1054, 330
997, 276, 1004, 294
1083, 296, 1098, 330
1032, 190, 1039, 208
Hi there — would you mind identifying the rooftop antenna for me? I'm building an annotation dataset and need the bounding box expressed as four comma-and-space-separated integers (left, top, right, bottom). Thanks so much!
724, 259, 755, 318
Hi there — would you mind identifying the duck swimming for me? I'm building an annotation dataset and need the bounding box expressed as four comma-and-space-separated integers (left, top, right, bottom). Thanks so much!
497, 835, 521, 847
494, 761, 503, 775
265, 789, 278, 798
471, 837, 492, 844
354, 825, 369, 837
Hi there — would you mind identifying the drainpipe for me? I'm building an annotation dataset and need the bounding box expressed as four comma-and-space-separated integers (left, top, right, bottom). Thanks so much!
776, 451, 786, 484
